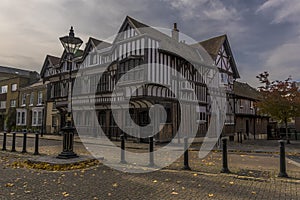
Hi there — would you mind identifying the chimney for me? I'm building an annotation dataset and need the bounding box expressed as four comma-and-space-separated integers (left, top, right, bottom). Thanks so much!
172, 23, 179, 42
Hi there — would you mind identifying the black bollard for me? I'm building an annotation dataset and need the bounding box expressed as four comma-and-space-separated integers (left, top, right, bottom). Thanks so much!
11, 132, 16, 152
21, 130, 27, 153
221, 138, 230, 173
2, 132, 7, 151
182, 137, 191, 170
120, 134, 127, 164
148, 136, 154, 167
278, 140, 288, 178
34, 132, 39, 155
240, 132, 243, 144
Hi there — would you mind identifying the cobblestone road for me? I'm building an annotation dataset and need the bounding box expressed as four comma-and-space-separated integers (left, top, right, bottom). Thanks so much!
0, 134, 299, 199
0, 153, 299, 200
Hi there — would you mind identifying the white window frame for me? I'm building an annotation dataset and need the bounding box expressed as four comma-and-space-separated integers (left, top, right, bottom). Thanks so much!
10, 99, 16, 107
11, 84, 17, 92
1, 85, 8, 94
21, 93, 26, 106
29, 92, 34, 106
37, 91, 43, 105
32, 108, 43, 126
196, 106, 207, 124
16, 109, 27, 126
0, 101, 6, 109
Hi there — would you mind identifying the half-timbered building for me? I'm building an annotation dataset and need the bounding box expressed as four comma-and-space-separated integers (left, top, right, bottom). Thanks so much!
41, 16, 267, 142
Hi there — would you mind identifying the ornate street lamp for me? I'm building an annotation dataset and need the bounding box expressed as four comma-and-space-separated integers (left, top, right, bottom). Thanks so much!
57, 27, 83, 159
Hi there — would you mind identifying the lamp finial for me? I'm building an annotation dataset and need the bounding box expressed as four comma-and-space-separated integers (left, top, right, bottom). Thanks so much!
69, 26, 74, 37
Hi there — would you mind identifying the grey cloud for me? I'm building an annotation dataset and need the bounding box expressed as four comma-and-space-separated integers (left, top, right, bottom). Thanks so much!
0, 0, 298, 86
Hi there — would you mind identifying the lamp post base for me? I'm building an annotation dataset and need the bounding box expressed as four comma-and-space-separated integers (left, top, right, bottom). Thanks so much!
57, 121, 78, 159
57, 151, 78, 159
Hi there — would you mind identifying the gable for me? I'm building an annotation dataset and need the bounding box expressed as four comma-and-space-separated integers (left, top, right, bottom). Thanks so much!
40, 55, 60, 78
216, 43, 233, 73
199, 35, 240, 79
114, 16, 143, 43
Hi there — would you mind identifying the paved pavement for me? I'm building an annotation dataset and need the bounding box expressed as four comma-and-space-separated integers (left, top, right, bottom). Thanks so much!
0, 133, 299, 199
0, 153, 299, 200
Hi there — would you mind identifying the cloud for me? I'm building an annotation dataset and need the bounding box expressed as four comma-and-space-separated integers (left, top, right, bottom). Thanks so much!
262, 39, 300, 81
0, 0, 297, 87
257, 0, 300, 25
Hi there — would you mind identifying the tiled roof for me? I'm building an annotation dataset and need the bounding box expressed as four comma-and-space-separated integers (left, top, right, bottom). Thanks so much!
19, 79, 47, 91
124, 16, 213, 66
90, 37, 111, 49
198, 35, 226, 60
234, 81, 261, 100
0, 66, 39, 81
47, 55, 60, 66
191, 34, 240, 79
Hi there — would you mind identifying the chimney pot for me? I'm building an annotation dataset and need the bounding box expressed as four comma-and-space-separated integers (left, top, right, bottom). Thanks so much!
172, 22, 179, 42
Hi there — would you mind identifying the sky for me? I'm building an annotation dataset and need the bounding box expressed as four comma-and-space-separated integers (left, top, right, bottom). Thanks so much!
0, 0, 299, 87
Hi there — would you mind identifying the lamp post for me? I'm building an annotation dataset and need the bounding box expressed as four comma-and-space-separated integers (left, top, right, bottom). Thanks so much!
57, 27, 83, 159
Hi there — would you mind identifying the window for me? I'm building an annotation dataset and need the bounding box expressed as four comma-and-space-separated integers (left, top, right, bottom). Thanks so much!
32, 109, 43, 126
21, 112, 26, 124
38, 111, 42, 125
90, 53, 97, 65
52, 116, 57, 127
10, 100, 16, 107
17, 112, 21, 124
16, 109, 27, 125
225, 114, 235, 125
30, 92, 34, 105
250, 101, 254, 110
11, 84, 17, 92
0, 101, 6, 109
196, 106, 206, 124
21, 93, 26, 105
85, 111, 91, 126
76, 113, 81, 125
98, 111, 106, 127
220, 73, 228, 84
1, 85, 8, 94
38, 91, 43, 105
239, 99, 243, 108
33, 111, 37, 125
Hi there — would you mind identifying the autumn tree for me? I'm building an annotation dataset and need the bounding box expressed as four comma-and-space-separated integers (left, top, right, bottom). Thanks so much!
256, 72, 300, 143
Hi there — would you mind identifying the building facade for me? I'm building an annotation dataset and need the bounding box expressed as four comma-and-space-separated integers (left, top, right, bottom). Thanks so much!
16, 80, 47, 133
0, 67, 39, 131
233, 81, 269, 140
41, 16, 268, 141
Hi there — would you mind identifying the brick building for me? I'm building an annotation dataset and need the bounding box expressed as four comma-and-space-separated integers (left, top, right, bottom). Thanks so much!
0, 66, 39, 131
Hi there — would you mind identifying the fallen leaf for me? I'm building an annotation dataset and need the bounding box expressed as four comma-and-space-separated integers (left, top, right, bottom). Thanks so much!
171, 192, 178, 195
153, 180, 158, 183
208, 193, 214, 197
5, 183, 14, 187
229, 181, 234, 185
112, 183, 118, 187
62, 192, 69, 197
